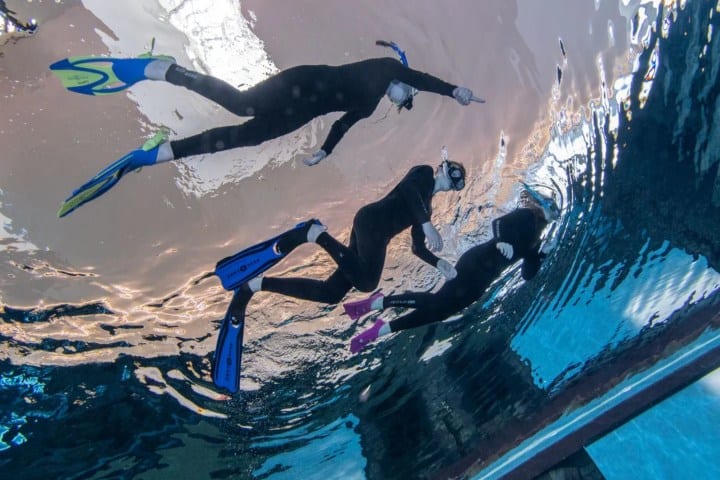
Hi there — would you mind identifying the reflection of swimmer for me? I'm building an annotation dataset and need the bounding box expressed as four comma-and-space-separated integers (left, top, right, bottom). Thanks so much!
166, 369, 231, 402
135, 366, 228, 418
346, 187, 560, 353
51, 41, 483, 216
0, 6, 37, 45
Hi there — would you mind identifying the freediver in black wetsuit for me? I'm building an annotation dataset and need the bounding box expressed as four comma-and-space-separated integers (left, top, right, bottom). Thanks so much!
55, 43, 482, 216
346, 193, 560, 353
225, 156, 468, 320
164, 56, 480, 165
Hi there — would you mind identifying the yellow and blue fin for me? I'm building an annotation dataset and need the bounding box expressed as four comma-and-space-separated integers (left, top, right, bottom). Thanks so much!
57, 130, 168, 217
49, 52, 174, 96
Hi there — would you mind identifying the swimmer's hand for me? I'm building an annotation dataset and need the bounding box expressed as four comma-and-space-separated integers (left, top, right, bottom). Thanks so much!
422, 222, 443, 252
303, 149, 327, 166
497, 242, 514, 259
437, 258, 457, 280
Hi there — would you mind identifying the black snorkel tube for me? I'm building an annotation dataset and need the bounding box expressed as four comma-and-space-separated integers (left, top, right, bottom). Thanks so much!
377, 40, 415, 111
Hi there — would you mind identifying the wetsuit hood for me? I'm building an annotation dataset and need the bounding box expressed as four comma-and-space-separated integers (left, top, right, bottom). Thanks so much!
442, 160, 466, 191
386, 80, 417, 110
521, 182, 560, 222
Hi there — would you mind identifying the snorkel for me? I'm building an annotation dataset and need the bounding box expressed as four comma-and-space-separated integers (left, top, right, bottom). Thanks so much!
377, 40, 417, 111
376, 40, 408, 66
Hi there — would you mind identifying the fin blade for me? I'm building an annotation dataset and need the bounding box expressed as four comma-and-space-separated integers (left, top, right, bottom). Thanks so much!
214, 220, 318, 290
49, 56, 121, 96
49, 55, 169, 96
215, 225, 302, 290
57, 172, 120, 217
212, 310, 245, 393
215, 239, 283, 290
57, 152, 134, 217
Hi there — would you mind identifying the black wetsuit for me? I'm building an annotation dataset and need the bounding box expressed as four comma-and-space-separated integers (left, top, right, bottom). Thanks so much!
164, 58, 458, 158
386, 208, 548, 332
259, 165, 441, 305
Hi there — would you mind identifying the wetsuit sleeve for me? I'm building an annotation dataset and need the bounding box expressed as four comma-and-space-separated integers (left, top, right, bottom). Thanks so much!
491, 209, 537, 252
492, 208, 548, 280
521, 249, 546, 280
320, 108, 374, 154
394, 66, 457, 97
411, 223, 440, 266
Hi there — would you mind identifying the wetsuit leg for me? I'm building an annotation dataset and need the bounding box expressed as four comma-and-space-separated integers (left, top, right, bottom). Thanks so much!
383, 292, 436, 310
260, 224, 383, 303
170, 114, 314, 158
255, 215, 387, 303
166, 63, 331, 158
314, 215, 386, 292
261, 269, 353, 304
388, 241, 507, 332
388, 279, 479, 332
165, 64, 309, 117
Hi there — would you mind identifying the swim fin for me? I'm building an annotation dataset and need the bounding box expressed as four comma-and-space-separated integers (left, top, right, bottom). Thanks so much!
343, 291, 384, 320
215, 219, 321, 291
49, 52, 175, 96
57, 130, 168, 217
212, 289, 250, 393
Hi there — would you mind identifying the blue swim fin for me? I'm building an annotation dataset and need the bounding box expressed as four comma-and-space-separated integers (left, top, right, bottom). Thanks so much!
49, 52, 175, 96
212, 291, 248, 393
215, 219, 321, 291
58, 130, 168, 217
